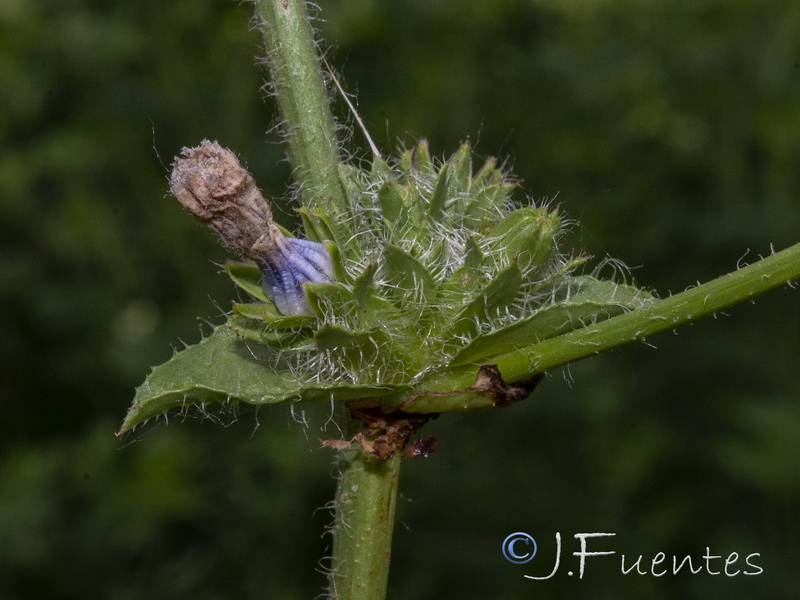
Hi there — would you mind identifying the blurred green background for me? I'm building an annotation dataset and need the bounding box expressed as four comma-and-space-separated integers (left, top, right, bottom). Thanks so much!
1, 0, 798, 598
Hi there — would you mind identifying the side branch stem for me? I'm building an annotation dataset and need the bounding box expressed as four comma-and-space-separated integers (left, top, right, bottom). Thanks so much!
497, 243, 800, 381
408, 243, 800, 411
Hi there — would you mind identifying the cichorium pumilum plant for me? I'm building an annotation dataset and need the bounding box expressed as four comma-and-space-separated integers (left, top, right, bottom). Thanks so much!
120, 1, 800, 599
120, 138, 658, 436
120, 137, 799, 600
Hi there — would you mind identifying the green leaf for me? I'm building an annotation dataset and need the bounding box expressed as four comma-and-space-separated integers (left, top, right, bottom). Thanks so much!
380, 244, 437, 304
451, 277, 657, 365
428, 162, 449, 221
324, 240, 350, 283
353, 263, 377, 308
305, 282, 358, 320
370, 155, 395, 180
119, 323, 404, 434
485, 207, 560, 273
225, 261, 272, 304
350, 265, 395, 326
298, 207, 344, 245
233, 302, 317, 330
555, 275, 657, 306
463, 237, 483, 270
446, 263, 522, 339
371, 157, 404, 232
414, 140, 434, 177
397, 146, 414, 175
448, 143, 473, 196
430, 144, 472, 220
337, 162, 364, 214
442, 237, 486, 295
230, 314, 312, 348
398, 184, 427, 238
119, 324, 296, 433
314, 324, 394, 369
471, 156, 499, 189
462, 182, 516, 230
377, 178, 404, 224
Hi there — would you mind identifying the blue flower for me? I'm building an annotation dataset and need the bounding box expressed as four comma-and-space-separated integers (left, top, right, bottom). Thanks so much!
258, 233, 333, 316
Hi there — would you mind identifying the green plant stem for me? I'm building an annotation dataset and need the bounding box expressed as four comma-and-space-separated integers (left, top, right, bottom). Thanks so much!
330, 451, 402, 600
254, 0, 349, 217
405, 243, 800, 412
253, 0, 350, 427
253, 2, 397, 599
499, 243, 800, 376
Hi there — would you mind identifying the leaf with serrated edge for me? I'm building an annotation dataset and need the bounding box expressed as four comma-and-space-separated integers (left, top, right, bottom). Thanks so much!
119, 324, 403, 434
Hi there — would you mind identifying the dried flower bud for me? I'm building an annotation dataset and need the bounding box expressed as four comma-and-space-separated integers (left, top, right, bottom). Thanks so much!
170, 140, 272, 258
170, 140, 332, 315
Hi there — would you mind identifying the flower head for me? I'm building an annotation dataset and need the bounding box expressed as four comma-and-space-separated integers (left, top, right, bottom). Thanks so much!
170, 140, 332, 316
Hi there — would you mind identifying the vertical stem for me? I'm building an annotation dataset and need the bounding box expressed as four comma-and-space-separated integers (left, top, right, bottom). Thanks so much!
254, 0, 356, 429
252, 2, 399, 598
331, 451, 402, 600
254, 0, 350, 217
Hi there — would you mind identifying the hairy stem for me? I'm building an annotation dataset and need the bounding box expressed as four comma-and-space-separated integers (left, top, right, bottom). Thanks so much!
496, 243, 800, 381
253, 2, 397, 599
405, 243, 800, 411
254, 0, 349, 217
330, 451, 402, 600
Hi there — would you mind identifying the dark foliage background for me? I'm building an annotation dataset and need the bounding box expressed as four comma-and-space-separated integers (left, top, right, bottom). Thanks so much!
1, 1, 798, 598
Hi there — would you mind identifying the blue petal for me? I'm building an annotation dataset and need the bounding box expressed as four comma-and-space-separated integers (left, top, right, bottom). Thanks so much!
260, 236, 333, 316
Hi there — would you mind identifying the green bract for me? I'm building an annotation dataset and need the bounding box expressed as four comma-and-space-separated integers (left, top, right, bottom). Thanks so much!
120, 142, 656, 433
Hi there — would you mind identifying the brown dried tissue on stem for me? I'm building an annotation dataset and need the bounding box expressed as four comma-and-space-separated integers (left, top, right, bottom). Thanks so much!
322, 401, 439, 460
